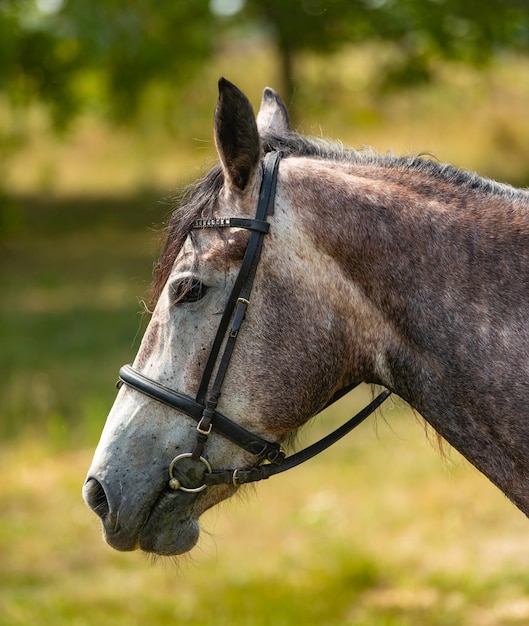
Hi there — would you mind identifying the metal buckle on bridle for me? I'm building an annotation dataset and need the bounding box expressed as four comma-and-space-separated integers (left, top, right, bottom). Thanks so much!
230, 297, 250, 338
196, 417, 213, 436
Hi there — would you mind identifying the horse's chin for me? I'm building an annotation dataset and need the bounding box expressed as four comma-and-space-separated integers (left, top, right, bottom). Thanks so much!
139, 480, 240, 555
138, 492, 201, 556
139, 515, 200, 556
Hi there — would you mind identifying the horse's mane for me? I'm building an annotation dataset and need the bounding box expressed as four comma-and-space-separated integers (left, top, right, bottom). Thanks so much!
263, 132, 528, 201
151, 131, 528, 303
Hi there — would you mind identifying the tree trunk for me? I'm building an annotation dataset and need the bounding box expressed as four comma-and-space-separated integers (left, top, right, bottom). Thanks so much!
277, 39, 297, 124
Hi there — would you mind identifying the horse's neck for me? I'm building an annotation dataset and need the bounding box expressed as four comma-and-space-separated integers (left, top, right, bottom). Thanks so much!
291, 159, 529, 516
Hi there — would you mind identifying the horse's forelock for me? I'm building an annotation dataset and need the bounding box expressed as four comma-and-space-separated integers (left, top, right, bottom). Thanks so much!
150, 164, 224, 306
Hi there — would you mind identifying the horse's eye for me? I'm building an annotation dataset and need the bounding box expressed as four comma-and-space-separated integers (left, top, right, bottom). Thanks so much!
172, 279, 208, 304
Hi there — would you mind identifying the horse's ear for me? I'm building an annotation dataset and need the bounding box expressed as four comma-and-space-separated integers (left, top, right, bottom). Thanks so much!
214, 78, 261, 192
257, 87, 290, 135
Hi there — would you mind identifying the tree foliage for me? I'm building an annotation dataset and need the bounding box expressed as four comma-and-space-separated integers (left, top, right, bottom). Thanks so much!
0, 0, 214, 127
1, 0, 528, 128
241, 0, 529, 95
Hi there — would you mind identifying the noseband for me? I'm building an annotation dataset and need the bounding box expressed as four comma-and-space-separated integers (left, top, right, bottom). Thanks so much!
118, 151, 390, 491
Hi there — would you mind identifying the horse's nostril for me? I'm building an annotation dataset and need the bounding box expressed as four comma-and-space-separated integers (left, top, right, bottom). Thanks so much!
83, 478, 110, 520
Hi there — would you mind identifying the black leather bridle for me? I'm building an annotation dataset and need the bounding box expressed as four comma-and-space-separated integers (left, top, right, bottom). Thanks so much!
117, 151, 391, 492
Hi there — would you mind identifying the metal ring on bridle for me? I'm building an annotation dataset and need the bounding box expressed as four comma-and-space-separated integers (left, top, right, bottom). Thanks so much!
168, 453, 212, 493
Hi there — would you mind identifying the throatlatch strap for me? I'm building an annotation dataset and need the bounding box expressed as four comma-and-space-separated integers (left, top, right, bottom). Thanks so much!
204, 388, 391, 486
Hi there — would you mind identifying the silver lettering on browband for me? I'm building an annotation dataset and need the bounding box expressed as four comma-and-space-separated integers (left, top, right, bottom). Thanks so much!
193, 218, 232, 229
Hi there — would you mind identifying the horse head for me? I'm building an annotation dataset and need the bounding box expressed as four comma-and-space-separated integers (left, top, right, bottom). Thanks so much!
83, 79, 386, 556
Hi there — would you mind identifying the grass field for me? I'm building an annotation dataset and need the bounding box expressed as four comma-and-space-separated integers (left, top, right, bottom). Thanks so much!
3, 408, 529, 625
3, 46, 529, 625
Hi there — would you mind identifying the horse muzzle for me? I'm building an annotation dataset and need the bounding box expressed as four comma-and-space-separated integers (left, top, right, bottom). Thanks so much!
82, 471, 223, 556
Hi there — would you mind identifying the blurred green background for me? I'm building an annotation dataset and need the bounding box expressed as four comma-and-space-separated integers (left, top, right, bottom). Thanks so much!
2, 1, 529, 624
